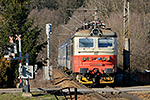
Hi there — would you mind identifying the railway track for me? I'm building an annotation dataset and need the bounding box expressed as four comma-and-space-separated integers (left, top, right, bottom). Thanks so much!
54, 66, 88, 89
54, 67, 142, 100
114, 88, 142, 100
93, 87, 142, 100
54, 67, 108, 100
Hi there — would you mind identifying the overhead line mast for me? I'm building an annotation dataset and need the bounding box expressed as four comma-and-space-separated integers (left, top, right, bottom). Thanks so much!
123, 0, 130, 86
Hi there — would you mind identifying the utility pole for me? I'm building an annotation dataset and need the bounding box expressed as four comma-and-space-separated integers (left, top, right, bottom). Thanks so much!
123, 0, 130, 86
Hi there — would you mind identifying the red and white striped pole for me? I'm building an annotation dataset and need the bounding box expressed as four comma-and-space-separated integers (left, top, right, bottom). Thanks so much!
15, 34, 23, 87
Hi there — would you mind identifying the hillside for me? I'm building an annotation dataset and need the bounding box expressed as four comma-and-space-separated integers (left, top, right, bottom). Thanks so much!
28, 0, 150, 72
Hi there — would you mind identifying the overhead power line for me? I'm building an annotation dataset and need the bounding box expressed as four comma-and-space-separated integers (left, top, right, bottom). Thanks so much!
72, 15, 84, 24
69, 17, 83, 25
61, 25, 74, 34
0, 14, 13, 29
93, 0, 121, 17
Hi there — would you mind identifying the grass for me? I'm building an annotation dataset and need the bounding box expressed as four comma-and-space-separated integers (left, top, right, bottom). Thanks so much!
0, 92, 64, 100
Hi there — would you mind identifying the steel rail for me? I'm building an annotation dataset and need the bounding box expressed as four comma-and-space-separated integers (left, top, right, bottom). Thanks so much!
96, 86, 142, 100
114, 88, 142, 100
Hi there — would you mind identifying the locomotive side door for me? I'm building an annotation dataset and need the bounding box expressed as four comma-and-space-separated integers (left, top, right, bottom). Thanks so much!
70, 39, 74, 72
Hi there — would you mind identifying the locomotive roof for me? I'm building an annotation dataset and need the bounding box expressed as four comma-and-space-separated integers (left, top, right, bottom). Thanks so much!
72, 28, 117, 38
59, 21, 117, 48
59, 28, 117, 47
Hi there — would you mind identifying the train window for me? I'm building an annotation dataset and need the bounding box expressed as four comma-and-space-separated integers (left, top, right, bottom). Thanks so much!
67, 44, 71, 59
61, 49, 63, 57
58, 49, 60, 57
79, 38, 94, 47
98, 38, 113, 48
63, 46, 66, 57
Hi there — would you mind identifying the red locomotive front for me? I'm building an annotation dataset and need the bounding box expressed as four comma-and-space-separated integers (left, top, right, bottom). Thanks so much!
72, 24, 117, 84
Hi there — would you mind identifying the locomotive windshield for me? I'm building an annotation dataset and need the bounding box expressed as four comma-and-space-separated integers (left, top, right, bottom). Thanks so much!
79, 38, 94, 47
98, 38, 113, 48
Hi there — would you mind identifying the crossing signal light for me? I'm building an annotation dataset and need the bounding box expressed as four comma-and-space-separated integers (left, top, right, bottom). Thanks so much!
4, 43, 17, 56
4, 45, 13, 55
7, 45, 13, 52
34, 64, 38, 74
13, 43, 17, 54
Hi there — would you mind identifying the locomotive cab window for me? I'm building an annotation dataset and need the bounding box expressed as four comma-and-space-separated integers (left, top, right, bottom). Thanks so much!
79, 38, 94, 48
58, 49, 60, 58
98, 38, 113, 48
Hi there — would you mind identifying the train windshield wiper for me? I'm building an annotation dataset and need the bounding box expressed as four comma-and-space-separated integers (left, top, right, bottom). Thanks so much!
86, 37, 92, 43
105, 38, 111, 46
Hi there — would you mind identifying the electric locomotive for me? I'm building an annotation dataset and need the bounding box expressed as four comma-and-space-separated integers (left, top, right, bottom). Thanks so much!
58, 21, 117, 85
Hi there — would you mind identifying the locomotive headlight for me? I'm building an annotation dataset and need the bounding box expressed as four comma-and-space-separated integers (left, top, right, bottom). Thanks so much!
104, 68, 114, 74
102, 57, 106, 61
93, 29, 99, 35
82, 57, 86, 61
86, 57, 90, 60
107, 57, 110, 61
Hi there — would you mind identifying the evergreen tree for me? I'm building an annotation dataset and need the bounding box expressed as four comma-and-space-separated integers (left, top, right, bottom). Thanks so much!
0, 0, 41, 87
0, 0, 40, 64
29, 0, 59, 11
